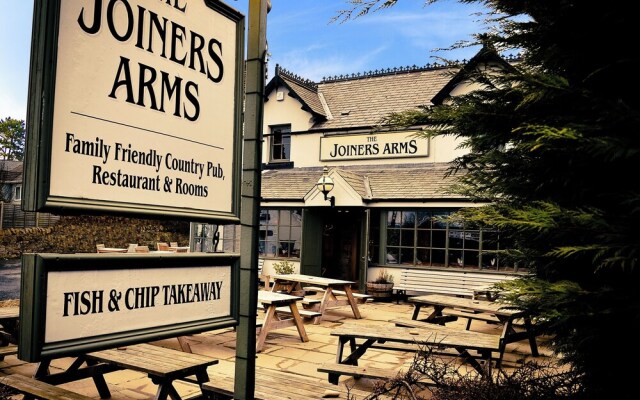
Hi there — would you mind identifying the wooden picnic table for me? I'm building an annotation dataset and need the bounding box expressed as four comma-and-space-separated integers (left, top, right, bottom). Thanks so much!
168, 246, 190, 253
0, 306, 19, 345
32, 343, 218, 400
323, 322, 501, 384
408, 294, 539, 356
256, 291, 309, 352
270, 274, 369, 323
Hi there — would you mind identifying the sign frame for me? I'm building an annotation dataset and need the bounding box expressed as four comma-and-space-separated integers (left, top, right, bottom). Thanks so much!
18, 252, 240, 362
22, 0, 245, 223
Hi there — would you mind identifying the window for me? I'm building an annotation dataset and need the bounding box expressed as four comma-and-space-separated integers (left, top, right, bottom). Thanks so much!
259, 208, 302, 259
374, 209, 515, 271
270, 125, 291, 162
13, 185, 21, 202
190, 223, 239, 253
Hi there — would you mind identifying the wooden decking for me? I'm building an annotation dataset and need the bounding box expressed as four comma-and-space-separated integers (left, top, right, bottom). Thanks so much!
0, 299, 553, 399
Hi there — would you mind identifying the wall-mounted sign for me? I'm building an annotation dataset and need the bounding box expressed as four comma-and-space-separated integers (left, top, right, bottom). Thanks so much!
23, 0, 244, 222
19, 253, 239, 362
320, 131, 429, 162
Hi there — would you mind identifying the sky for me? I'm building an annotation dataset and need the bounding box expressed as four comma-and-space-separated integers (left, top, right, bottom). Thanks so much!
0, 0, 491, 123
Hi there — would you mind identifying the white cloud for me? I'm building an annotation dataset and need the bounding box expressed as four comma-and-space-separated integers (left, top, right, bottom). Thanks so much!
272, 44, 389, 82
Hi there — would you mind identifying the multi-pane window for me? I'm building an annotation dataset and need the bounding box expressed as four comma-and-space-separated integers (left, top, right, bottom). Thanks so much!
380, 209, 511, 270
190, 223, 239, 253
270, 125, 291, 161
259, 208, 302, 259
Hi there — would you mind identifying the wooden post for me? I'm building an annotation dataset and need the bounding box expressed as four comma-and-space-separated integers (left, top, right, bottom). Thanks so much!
234, 1, 269, 399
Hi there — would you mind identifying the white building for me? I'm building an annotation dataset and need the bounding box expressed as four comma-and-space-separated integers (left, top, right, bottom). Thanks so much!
256, 48, 525, 291
190, 48, 524, 292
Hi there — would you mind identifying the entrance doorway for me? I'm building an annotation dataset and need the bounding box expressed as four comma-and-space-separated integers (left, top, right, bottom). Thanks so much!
321, 209, 361, 283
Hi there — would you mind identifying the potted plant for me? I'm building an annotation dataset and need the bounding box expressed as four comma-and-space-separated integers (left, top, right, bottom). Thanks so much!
272, 260, 295, 275
366, 269, 394, 300
271, 260, 302, 295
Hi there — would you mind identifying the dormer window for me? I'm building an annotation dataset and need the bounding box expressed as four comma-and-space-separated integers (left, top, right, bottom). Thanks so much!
270, 125, 291, 162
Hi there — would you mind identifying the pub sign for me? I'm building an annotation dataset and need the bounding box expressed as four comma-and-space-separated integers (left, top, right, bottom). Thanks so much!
23, 0, 244, 222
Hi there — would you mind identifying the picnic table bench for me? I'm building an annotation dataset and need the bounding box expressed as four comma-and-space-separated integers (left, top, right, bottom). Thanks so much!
0, 306, 19, 345
33, 343, 219, 400
256, 291, 320, 352
271, 274, 370, 324
322, 322, 503, 384
0, 344, 17, 361
203, 366, 376, 399
408, 294, 539, 356
0, 374, 94, 400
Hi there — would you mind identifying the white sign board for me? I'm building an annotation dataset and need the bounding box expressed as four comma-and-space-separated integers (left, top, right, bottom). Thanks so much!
18, 253, 239, 361
24, 0, 244, 221
320, 131, 429, 161
45, 265, 231, 343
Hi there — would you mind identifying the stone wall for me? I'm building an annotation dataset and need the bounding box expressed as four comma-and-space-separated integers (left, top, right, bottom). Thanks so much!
0, 215, 190, 259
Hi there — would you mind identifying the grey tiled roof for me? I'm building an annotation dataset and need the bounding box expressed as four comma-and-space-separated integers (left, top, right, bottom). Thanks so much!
280, 75, 326, 118
335, 169, 370, 199
261, 168, 324, 199
0, 160, 23, 183
365, 163, 459, 199
261, 163, 465, 202
314, 69, 453, 130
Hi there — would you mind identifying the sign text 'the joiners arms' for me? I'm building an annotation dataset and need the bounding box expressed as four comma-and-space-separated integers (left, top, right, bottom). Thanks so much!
320, 131, 430, 161
78, 0, 224, 122
23, 0, 244, 219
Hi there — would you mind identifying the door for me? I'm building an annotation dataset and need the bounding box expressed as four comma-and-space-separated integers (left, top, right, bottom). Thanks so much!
320, 209, 362, 283
300, 209, 323, 276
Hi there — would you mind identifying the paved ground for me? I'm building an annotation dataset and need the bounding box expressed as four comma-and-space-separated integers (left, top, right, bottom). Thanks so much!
0, 260, 20, 301
0, 297, 556, 399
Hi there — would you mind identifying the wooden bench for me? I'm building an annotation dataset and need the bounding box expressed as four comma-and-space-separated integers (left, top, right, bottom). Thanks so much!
302, 287, 372, 303
317, 363, 435, 387
442, 309, 501, 330
332, 290, 372, 303
272, 306, 322, 320
393, 269, 520, 301
0, 345, 18, 361
203, 366, 374, 399
300, 297, 322, 308
317, 362, 401, 381
0, 374, 94, 400
256, 302, 322, 320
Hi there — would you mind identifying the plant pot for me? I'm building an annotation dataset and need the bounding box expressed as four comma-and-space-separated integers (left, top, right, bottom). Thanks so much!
366, 282, 394, 300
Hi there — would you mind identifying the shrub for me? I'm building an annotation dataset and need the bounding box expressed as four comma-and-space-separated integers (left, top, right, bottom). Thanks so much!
272, 260, 294, 275
372, 269, 394, 284
355, 344, 585, 400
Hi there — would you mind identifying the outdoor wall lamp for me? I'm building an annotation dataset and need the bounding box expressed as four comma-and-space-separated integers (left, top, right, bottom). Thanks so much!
316, 166, 335, 207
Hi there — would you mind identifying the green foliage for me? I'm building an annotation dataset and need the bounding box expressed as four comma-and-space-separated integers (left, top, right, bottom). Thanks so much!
0, 384, 14, 400
0, 117, 25, 161
272, 260, 294, 275
358, 345, 584, 400
339, 0, 639, 397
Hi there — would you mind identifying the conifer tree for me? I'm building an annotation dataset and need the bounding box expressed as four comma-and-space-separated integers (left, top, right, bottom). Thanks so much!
0, 117, 25, 161
340, 1, 639, 397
